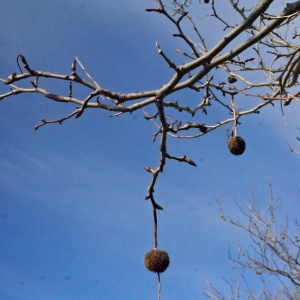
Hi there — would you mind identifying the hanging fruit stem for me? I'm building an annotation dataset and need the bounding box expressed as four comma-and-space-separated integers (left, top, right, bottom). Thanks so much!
231, 97, 237, 136
150, 195, 158, 249
157, 272, 161, 300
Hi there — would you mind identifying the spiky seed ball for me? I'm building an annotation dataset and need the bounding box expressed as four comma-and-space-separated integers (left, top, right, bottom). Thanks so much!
228, 136, 246, 155
204, 0, 209, 3
144, 249, 170, 273
228, 76, 237, 84
199, 124, 207, 133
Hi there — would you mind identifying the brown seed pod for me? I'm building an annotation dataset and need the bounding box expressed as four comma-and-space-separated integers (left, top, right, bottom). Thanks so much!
144, 249, 170, 273
228, 136, 246, 155
204, 0, 209, 3
199, 124, 207, 133
228, 76, 237, 84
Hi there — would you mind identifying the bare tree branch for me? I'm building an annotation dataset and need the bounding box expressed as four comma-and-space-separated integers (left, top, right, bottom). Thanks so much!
2, 2, 300, 298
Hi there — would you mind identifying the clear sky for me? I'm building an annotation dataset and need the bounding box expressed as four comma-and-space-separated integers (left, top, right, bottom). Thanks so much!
0, 1, 300, 300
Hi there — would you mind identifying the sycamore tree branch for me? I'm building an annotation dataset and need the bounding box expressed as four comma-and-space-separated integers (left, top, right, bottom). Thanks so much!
207, 185, 300, 299
1, 1, 300, 267
178, 4, 300, 89
180, 0, 275, 73
218, 185, 300, 287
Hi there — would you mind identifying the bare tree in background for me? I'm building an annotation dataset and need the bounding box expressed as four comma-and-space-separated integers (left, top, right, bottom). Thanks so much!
1, 1, 300, 299
205, 184, 300, 300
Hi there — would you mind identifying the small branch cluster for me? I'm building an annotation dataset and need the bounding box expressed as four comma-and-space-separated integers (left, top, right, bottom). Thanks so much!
207, 184, 300, 299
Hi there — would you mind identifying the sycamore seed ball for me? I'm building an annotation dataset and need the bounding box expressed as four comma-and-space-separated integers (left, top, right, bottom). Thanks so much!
228, 76, 237, 84
228, 136, 246, 155
144, 249, 170, 273
199, 124, 207, 133
204, 0, 209, 3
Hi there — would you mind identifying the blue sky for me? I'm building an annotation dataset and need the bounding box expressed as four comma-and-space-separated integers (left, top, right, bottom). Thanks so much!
1, 1, 300, 299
